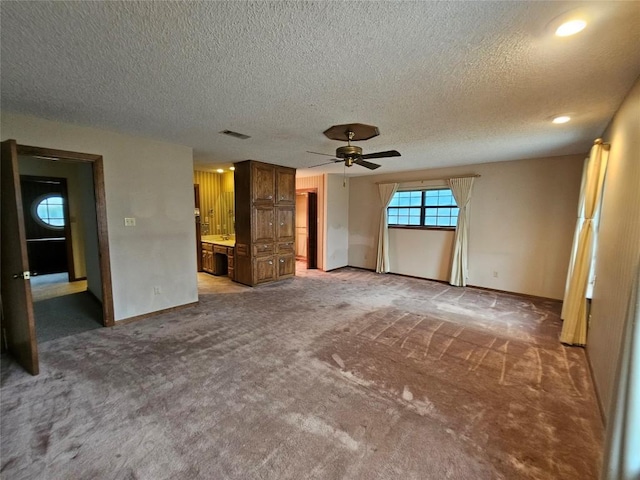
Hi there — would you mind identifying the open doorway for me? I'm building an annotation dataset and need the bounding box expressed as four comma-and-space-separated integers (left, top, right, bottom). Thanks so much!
295, 190, 318, 269
18, 169, 104, 342
1, 140, 114, 375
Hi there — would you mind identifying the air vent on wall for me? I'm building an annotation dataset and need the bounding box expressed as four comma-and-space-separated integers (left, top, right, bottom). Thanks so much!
220, 129, 251, 140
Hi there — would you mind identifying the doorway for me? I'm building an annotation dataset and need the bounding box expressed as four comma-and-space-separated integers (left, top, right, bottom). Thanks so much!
1, 141, 114, 375
295, 190, 318, 269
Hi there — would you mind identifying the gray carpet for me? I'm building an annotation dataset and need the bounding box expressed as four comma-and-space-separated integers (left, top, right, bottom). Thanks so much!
0, 267, 602, 479
34, 291, 103, 343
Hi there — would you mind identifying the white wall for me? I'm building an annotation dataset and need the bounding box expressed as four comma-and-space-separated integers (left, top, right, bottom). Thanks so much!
587, 77, 640, 420
324, 174, 349, 271
1, 113, 198, 321
349, 155, 584, 299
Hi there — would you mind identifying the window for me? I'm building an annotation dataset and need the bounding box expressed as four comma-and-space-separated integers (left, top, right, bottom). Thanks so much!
388, 188, 459, 228
33, 194, 65, 228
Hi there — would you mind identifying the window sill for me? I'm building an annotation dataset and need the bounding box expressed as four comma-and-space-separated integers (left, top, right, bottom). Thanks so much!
388, 226, 456, 232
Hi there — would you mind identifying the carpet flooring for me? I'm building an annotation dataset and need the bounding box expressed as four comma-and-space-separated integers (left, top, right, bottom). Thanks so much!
34, 291, 104, 343
0, 267, 603, 479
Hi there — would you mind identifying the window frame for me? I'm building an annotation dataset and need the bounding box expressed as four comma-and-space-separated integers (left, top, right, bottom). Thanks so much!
32, 193, 66, 230
387, 188, 458, 231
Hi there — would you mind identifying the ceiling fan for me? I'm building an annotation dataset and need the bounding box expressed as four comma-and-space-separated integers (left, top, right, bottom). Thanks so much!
307, 123, 401, 170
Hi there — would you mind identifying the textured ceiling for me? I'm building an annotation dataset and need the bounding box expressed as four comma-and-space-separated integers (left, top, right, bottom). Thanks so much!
1, 1, 639, 177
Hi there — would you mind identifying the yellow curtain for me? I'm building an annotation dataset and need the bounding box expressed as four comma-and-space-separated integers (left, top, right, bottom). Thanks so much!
560, 140, 609, 345
376, 183, 398, 273
448, 177, 475, 287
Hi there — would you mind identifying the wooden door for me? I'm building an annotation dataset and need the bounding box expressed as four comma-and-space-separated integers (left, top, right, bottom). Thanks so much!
254, 256, 276, 284
195, 185, 202, 271
20, 175, 70, 276
0, 140, 39, 375
277, 254, 295, 278
276, 168, 296, 204
253, 205, 275, 244
252, 163, 275, 203
276, 206, 295, 242
307, 192, 318, 269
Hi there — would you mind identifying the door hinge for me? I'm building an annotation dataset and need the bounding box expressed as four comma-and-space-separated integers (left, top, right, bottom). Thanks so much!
13, 271, 31, 280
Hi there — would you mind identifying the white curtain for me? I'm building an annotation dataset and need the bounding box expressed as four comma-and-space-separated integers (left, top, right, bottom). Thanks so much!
602, 262, 640, 480
560, 140, 609, 345
448, 177, 475, 287
376, 183, 398, 273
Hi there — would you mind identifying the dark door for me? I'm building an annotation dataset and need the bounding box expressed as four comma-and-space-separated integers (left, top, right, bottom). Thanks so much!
307, 192, 318, 269
1, 140, 39, 375
20, 175, 70, 276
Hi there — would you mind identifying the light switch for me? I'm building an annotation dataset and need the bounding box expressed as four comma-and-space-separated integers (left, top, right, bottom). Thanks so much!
124, 217, 136, 227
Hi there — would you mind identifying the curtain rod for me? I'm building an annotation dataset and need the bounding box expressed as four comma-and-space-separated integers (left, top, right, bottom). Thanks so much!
593, 138, 611, 149
376, 173, 481, 185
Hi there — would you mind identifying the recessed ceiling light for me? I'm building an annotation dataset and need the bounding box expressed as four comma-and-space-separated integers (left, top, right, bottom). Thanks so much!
216, 168, 224, 173
555, 19, 587, 37
552, 115, 571, 124
229, 166, 235, 171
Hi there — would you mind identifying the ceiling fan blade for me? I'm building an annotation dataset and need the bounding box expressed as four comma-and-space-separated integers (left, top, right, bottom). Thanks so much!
307, 159, 343, 168
360, 150, 401, 160
354, 158, 381, 170
306, 150, 335, 157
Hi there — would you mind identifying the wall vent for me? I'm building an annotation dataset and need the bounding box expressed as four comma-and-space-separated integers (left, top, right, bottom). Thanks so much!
220, 129, 251, 140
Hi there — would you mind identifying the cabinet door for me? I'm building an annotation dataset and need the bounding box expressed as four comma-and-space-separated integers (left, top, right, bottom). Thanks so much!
276, 168, 295, 205
252, 163, 275, 204
276, 206, 295, 242
255, 256, 276, 284
253, 205, 275, 243
277, 254, 295, 278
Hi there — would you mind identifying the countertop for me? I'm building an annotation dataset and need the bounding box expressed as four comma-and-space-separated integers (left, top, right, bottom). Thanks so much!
201, 236, 236, 247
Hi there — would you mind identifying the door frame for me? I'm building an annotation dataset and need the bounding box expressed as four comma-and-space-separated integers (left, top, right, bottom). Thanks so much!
16, 144, 115, 327
296, 188, 318, 269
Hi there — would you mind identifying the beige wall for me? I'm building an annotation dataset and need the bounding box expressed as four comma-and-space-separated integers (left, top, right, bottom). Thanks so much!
2, 112, 198, 321
325, 174, 350, 271
349, 155, 584, 299
587, 77, 640, 420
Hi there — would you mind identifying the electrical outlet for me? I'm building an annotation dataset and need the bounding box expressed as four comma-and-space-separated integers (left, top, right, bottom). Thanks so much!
124, 217, 136, 227
153, 286, 161, 295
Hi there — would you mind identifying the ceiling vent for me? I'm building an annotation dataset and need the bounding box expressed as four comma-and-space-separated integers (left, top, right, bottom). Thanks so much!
220, 129, 251, 140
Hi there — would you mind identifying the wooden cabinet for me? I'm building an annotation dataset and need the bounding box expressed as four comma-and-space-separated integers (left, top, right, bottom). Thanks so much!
201, 243, 214, 274
201, 242, 234, 279
234, 160, 296, 286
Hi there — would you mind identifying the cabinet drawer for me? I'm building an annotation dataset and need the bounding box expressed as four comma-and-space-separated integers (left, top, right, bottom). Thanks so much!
202, 242, 213, 251
277, 241, 294, 254
213, 245, 228, 255
227, 255, 234, 268
253, 243, 274, 256
227, 247, 235, 257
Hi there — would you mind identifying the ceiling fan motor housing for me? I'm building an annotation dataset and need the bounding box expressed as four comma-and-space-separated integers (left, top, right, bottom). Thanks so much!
336, 145, 362, 159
